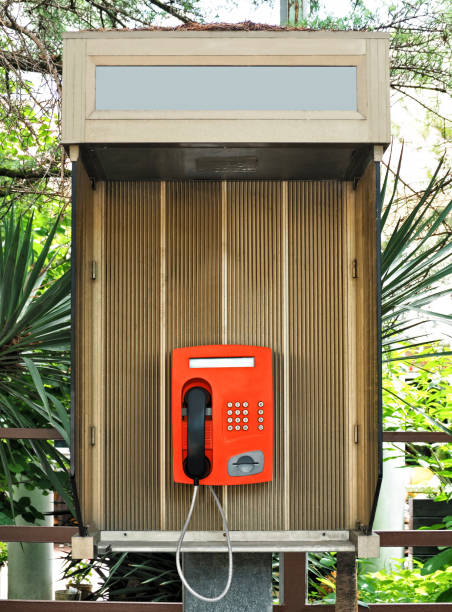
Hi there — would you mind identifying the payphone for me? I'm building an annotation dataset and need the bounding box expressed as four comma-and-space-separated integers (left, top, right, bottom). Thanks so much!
172, 344, 273, 601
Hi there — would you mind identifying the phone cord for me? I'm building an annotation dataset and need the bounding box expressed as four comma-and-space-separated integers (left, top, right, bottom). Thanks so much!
176, 485, 233, 602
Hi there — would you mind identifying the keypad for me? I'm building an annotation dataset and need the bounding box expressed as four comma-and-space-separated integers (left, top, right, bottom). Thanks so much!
225, 400, 267, 433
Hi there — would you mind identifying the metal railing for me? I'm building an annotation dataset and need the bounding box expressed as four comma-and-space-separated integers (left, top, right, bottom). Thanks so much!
1, 427, 451, 610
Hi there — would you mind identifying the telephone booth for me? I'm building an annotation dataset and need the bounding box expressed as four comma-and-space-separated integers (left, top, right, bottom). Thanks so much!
63, 27, 390, 554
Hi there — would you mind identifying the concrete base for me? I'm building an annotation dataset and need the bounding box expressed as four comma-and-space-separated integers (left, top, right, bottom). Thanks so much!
183, 553, 273, 611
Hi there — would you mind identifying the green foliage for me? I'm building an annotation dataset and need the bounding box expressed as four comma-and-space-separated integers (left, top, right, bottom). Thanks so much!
64, 551, 182, 602
295, 0, 451, 98
0, 208, 73, 520
63, 557, 94, 586
422, 548, 452, 577
359, 560, 452, 604
0, 541, 7, 567
381, 155, 452, 355
380, 152, 452, 498
311, 557, 452, 604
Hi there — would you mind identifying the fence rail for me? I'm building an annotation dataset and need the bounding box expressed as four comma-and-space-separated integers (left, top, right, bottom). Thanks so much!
1, 427, 451, 610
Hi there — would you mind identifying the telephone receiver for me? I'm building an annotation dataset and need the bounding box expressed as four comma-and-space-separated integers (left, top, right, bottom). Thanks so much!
183, 387, 212, 482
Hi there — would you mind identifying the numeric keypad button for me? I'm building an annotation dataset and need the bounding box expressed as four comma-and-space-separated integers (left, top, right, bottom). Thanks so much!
235, 425, 241, 431
227, 425, 233, 431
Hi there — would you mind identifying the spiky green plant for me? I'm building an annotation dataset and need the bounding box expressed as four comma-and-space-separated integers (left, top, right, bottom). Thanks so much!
0, 209, 73, 519
381, 155, 452, 356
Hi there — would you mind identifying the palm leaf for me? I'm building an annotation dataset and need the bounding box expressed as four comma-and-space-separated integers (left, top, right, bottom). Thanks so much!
0, 208, 72, 520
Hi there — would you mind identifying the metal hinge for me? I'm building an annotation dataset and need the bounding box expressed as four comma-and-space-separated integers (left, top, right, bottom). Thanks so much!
354, 424, 359, 444
90, 261, 97, 280
89, 426, 96, 446
352, 259, 358, 279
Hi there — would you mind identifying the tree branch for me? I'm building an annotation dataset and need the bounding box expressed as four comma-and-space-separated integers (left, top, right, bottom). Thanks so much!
3, 7, 62, 94
391, 85, 451, 121
148, 0, 196, 23
0, 48, 61, 75
0, 165, 70, 180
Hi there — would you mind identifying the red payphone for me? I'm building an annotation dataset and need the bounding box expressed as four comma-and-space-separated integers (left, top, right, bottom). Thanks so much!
172, 344, 273, 603
172, 344, 273, 485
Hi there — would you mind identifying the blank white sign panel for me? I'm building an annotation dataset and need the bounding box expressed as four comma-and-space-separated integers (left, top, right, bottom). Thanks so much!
189, 357, 255, 369
96, 66, 357, 111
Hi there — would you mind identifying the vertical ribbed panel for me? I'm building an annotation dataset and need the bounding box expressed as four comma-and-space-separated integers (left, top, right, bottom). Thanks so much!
74, 162, 93, 519
225, 181, 286, 530
104, 181, 161, 530
287, 181, 348, 529
164, 181, 223, 530
76, 177, 378, 532
354, 164, 379, 526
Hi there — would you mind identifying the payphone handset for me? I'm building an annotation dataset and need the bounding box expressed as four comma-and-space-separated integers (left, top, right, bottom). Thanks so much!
172, 344, 273, 485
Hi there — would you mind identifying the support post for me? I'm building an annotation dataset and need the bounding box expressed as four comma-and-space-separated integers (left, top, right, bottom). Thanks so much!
281, 552, 306, 609
7, 485, 53, 600
336, 552, 358, 612
182, 552, 273, 611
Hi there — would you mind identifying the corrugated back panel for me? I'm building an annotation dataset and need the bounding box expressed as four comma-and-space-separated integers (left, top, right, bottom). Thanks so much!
76, 178, 377, 531
287, 182, 349, 529
225, 182, 286, 530
74, 162, 93, 519
103, 181, 162, 530
163, 181, 223, 530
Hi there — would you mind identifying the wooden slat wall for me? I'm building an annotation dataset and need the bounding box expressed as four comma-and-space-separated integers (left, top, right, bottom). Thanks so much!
75, 177, 378, 532
354, 164, 379, 527
163, 181, 223, 530
287, 182, 349, 529
104, 182, 162, 530
225, 181, 286, 530
74, 162, 93, 521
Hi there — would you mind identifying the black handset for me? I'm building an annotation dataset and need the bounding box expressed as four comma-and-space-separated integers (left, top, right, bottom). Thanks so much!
183, 387, 212, 482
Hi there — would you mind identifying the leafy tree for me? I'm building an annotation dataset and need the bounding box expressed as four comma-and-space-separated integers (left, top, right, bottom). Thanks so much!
294, 0, 451, 128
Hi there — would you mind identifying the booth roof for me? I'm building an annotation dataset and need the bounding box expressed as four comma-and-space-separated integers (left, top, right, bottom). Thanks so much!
79, 20, 368, 33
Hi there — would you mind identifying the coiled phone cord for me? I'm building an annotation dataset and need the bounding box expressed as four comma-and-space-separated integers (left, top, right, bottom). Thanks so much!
176, 485, 233, 602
